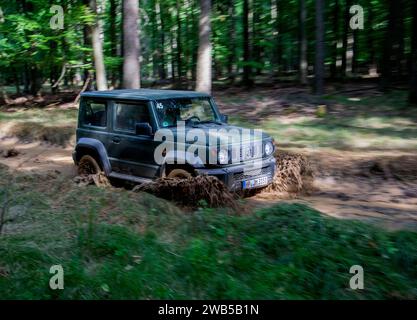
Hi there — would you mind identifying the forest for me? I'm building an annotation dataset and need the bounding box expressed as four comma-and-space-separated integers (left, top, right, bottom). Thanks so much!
0, 0, 416, 102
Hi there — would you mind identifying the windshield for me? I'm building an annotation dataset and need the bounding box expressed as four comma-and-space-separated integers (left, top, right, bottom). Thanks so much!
154, 97, 219, 127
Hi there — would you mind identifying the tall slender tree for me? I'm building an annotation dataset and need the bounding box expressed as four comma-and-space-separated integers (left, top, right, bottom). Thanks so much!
123, 0, 140, 89
89, 0, 108, 90
196, 0, 212, 93
227, 0, 236, 83
341, 0, 352, 78
380, 0, 398, 91
314, 0, 325, 95
176, 0, 183, 82
275, 0, 284, 75
410, 0, 417, 104
367, 2, 377, 76
330, 0, 340, 79
154, 0, 166, 80
242, 0, 253, 86
299, 0, 308, 85
109, 0, 117, 87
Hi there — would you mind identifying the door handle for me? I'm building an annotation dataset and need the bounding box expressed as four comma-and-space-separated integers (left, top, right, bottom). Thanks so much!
112, 136, 121, 144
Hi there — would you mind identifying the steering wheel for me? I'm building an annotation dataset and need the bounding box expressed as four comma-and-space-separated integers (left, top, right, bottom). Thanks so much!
185, 116, 200, 123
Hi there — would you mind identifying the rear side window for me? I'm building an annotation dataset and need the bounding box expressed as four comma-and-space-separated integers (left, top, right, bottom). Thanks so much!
82, 100, 107, 127
114, 102, 150, 132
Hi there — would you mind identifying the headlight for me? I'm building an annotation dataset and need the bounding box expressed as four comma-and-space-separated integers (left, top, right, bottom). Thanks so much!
218, 149, 229, 164
264, 141, 274, 156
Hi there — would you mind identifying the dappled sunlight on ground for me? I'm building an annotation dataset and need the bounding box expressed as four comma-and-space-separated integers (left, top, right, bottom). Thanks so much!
0, 137, 76, 177
249, 149, 417, 230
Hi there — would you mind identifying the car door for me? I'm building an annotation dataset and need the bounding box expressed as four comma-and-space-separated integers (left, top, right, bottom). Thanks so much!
106, 100, 160, 178
77, 97, 110, 150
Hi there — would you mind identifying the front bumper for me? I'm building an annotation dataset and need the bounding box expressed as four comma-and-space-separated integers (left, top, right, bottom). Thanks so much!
195, 156, 276, 191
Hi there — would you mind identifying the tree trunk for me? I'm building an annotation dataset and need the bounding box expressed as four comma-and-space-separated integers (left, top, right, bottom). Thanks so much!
409, 0, 417, 104
14, 68, 21, 95
275, 0, 283, 75
341, 0, 351, 78
227, 0, 236, 83
82, 5, 93, 92
109, 0, 117, 87
89, 0, 108, 90
23, 64, 30, 94
330, 0, 340, 79
242, 0, 253, 87
30, 66, 42, 95
122, 0, 140, 89
396, 0, 405, 78
252, 1, 261, 75
176, 0, 183, 83
367, 3, 377, 76
196, 0, 212, 94
352, 29, 358, 75
380, 0, 398, 91
299, 0, 308, 85
170, 35, 176, 82
314, 0, 325, 95
156, 0, 166, 80
191, 2, 199, 82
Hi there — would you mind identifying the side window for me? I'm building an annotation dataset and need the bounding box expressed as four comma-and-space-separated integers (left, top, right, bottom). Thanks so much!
82, 100, 107, 127
114, 102, 150, 132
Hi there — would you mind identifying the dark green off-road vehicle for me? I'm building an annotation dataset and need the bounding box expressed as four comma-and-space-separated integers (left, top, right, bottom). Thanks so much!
73, 89, 276, 191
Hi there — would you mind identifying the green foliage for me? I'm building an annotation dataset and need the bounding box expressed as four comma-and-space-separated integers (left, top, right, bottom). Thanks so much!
0, 0, 415, 91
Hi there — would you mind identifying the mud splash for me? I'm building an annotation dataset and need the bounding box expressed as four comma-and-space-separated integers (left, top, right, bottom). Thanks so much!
133, 175, 238, 209
262, 151, 315, 198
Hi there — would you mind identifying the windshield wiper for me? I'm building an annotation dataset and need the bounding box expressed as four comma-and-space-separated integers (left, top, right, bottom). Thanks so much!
198, 120, 223, 125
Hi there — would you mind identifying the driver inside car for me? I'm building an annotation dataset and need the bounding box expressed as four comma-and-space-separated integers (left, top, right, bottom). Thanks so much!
161, 107, 180, 127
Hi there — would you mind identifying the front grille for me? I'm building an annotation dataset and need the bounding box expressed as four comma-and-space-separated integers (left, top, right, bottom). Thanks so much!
233, 166, 273, 182
231, 143, 263, 162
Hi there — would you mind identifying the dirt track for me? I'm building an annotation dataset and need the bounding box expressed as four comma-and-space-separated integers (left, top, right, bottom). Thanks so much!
252, 149, 417, 230
1, 137, 417, 230
0, 137, 76, 177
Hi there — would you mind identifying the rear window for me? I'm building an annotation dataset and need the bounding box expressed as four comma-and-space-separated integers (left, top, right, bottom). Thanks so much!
82, 99, 107, 127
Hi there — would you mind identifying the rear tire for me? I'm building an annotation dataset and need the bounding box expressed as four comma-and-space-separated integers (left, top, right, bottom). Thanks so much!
167, 168, 192, 179
78, 155, 102, 175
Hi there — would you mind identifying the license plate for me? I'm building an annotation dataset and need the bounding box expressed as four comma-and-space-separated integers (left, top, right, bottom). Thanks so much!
242, 176, 269, 190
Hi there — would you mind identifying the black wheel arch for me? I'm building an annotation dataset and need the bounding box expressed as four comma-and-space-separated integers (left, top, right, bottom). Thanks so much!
74, 138, 112, 175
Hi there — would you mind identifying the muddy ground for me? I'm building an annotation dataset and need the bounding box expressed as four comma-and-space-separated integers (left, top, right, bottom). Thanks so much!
1, 85, 416, 230
1, 137, 416, 230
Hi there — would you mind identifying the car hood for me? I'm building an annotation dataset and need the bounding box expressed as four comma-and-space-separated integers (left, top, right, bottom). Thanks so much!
162, 123, 271, 146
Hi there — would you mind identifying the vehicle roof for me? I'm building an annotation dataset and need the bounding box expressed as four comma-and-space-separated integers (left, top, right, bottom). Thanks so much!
80, 89, 211, 101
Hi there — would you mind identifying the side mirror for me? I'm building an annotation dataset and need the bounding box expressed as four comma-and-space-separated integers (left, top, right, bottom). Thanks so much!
135, 122, 153, 136
220, 114, 228, 123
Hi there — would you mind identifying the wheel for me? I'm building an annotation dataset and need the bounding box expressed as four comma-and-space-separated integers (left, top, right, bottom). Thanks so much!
78, 155, 101, 175
167, 168, 192, 179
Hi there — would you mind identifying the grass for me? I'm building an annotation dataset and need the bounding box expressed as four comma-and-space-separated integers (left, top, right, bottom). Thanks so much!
1, 166, 417, 299
228, 91, 417, 151
0, 107, 77, 146
0, 108, 77, 125
260, 117, 417, 150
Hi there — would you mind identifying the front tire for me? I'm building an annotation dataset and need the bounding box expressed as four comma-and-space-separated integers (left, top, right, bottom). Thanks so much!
167, 168, 193, 179
78, 155, 101, 175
